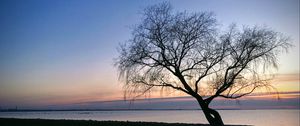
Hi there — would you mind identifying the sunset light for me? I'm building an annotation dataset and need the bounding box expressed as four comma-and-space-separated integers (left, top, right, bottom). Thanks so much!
0, 0, 299, 126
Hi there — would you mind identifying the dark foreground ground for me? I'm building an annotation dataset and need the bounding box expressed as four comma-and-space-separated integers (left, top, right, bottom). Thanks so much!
0, 118, 250, 126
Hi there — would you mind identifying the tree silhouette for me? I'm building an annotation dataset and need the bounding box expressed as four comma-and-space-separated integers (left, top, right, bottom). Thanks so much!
116, 3, 290, 126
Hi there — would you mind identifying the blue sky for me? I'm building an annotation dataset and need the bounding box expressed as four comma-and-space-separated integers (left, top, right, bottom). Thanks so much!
0, 0, 299, 109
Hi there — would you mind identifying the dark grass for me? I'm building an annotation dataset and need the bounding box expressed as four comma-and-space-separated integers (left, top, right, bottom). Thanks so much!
0, 118, 250, 126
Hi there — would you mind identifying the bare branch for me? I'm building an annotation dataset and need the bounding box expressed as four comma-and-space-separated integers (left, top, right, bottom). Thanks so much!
115, 3, 291, 107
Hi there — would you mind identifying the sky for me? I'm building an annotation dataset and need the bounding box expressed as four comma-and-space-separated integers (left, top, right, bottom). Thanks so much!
0, 0, 299, 109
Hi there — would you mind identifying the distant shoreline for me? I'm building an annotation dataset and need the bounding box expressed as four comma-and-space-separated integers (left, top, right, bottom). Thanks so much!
0, 118, 250, 126
0, 108, 299, 112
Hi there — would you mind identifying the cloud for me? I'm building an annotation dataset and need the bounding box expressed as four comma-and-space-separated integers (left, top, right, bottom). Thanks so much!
274, 73, 300, 82
35, 91, 300, 110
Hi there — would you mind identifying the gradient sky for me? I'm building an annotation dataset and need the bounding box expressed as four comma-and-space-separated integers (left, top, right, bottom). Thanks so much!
0, 0, 299, 109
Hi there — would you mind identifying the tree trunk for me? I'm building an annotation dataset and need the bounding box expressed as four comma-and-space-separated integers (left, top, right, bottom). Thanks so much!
196, 98, 224, 126
202, 107, 224, 126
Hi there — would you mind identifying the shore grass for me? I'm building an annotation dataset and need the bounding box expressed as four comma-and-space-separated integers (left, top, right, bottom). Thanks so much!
0, 118, 250, 126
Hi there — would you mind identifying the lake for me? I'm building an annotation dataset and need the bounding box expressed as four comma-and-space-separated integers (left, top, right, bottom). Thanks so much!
0, 109, 299, 126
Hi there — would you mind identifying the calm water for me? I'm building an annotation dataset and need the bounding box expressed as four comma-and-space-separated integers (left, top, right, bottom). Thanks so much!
0, 110, 299, 126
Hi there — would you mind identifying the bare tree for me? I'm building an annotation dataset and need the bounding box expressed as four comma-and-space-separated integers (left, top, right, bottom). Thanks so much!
116, 3, 290, 126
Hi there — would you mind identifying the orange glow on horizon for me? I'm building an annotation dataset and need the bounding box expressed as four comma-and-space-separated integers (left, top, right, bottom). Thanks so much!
47, 73, 300, 105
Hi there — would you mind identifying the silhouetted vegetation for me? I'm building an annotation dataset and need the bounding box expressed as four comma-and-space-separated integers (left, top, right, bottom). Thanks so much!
0, 118, 250, 126
115, 2, 290, 126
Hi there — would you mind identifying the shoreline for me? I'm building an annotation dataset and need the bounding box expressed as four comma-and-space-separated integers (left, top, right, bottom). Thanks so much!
0, 108, 298, 112
0, 118, 250, 126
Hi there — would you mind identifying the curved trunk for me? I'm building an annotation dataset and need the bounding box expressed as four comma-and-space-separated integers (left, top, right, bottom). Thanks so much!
196, 98, 224, 126
202, 107, 224, 126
